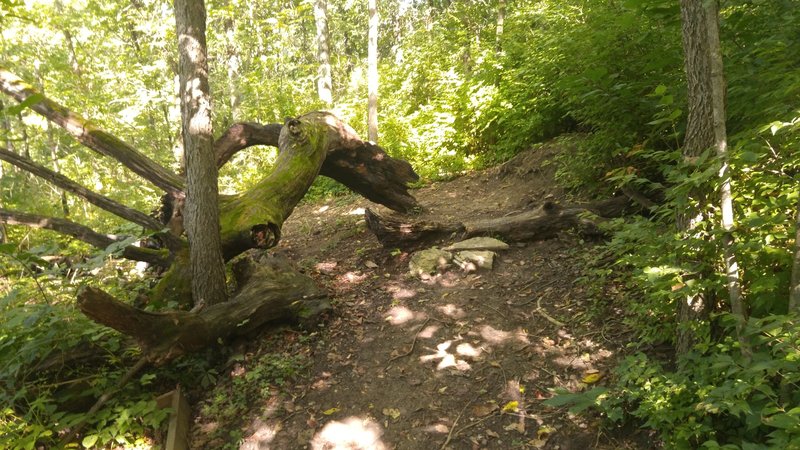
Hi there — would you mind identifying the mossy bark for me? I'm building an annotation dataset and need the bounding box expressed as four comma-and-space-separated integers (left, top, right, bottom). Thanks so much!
79, 254, 329, 364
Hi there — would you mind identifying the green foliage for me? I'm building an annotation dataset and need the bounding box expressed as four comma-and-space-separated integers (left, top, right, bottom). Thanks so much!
197, 351, 309, 448
555, 315, 800, 448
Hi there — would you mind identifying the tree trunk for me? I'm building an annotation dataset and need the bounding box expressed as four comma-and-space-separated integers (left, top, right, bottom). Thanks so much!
496, 0, 506, 53
677, 0, 746, 358
0, 148, 163, 231
703, 0, 748, 358
367, 0, 379, 142
675, 0, 715, 357
175, 0, 227, 306
789, 199, 800, 313
314, 0, 333, 106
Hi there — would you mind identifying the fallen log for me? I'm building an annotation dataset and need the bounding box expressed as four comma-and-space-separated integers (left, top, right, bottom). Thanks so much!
366, 196, 634, 249
78, 254, 329, 364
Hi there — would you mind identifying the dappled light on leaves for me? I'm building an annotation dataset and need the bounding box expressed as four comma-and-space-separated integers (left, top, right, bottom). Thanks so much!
310, 416, 386, 450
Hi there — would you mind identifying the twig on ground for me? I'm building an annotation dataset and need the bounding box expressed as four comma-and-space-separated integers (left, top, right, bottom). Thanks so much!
454, 411, 499, 435
440, 395, 479, 450
389, 318, 430, 362
535, 297, 565, 327
482, 303, 507, 318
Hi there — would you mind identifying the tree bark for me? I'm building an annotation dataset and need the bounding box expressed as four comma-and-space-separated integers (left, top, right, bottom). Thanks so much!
790, 199, 800, 313
314, 0, 333, 106
0, 68, 184, 194
367, 0, 379, 142
0, 209, 170, 267
78, 254, 330, 364
703, 0, 748, 358
175, 0, 227, 306
366, 197, 632, 249
214, 116, 419, 212
677, 0, 747, 358
676, 0, 715, 358
496, 0, 506, 53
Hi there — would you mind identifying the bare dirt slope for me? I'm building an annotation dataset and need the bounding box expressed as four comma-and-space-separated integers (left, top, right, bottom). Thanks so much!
192, 138, 648, 449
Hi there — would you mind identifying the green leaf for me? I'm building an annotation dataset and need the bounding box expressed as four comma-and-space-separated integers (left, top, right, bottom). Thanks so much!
763, 413, 800, 430
82, 434, 99, 448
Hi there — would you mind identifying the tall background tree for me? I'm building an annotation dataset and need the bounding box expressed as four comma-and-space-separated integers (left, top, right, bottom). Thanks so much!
314, 0, 334, 106
367, 0, 379, 142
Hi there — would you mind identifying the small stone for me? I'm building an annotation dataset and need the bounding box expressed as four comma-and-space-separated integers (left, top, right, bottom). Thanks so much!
454, 250, 495, 271
364, 260, 379, 268
445, 237, 509, 252
409, 248, 453, 276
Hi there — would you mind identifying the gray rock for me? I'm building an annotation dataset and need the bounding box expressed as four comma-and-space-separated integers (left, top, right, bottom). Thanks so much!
409, 248, 453, 276
454, 250, 495, 272
444, 237, 509, 252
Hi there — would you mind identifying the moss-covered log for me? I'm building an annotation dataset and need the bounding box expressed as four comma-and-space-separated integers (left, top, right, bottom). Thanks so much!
215, 112, 419, 213
78, 254, 329, 364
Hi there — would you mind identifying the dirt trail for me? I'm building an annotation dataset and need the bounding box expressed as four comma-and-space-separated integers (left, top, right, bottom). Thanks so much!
192, 138, 643, 449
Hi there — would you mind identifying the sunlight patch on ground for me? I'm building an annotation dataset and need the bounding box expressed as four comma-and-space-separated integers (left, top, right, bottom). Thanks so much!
385, 283, 417, 299
478, 325, 512, 344
420, 340, 471, 371
315, 205, 331, 214
338, 271, 368, 284
419, 324, 440, 339
455, 342, 482, 358
240, 417, 279, 449
437, 303, 466, 319
348, 207, 366, 215
384, 305, 425, 325
310, 416, 387, 450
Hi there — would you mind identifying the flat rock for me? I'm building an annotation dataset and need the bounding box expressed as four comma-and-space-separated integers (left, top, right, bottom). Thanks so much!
454, 250, 495, 272
445, 237, 509, 252
409, 248, 453, 276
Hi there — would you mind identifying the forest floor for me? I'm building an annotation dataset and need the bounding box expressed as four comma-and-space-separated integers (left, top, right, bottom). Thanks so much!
190, 138, 657, 449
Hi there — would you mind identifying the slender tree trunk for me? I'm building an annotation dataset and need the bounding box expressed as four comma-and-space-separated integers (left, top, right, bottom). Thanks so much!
676, 0, 716, 357
703, 0, 749, 358
0, 99, 11, 177
314, 0, 333, 106
34, 68, 70, 216
174, 0, 227, 307
224, 15, 242, 121
496, 0, 506, 53
367, 0, 379, 142
789, 200, 800, 313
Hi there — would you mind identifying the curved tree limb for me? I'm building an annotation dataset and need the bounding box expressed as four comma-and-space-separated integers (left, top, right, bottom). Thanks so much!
0, 148, 164, 231
214, 113, 419, 212
0, 209, 170, 267
0, 68, 184, 194
215, 122, 282, 167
